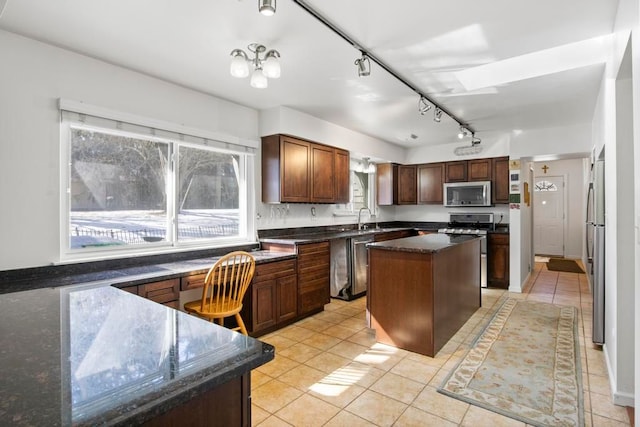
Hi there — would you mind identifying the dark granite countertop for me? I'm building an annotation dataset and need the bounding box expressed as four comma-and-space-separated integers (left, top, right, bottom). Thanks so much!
259, 227, 415, 245
367, 233, 481, 254
0, 250, 296, 294
0, 285, 274, 426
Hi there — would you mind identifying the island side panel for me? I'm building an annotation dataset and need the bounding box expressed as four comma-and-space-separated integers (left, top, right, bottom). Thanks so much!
432, 239, 481, 354
369, 248, 435, 356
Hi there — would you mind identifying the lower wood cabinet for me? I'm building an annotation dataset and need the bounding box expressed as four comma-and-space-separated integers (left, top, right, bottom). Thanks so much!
296, 242, 330, 316
248, 259, 298, 335
487, 233, 510, 288
118, 278, 180, 308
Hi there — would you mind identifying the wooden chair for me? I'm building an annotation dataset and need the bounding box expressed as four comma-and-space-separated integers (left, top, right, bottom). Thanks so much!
184, 251, 255, 335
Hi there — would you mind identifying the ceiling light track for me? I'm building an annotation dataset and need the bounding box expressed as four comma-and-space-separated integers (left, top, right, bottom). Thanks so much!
290, 0, 475, 135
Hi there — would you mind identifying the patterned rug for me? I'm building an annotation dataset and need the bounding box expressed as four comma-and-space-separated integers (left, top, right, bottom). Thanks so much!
438, 298, 584, 427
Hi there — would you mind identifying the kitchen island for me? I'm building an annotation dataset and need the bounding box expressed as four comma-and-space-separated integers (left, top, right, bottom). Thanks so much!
368, 233, 481, 357
0, 284, 273, 426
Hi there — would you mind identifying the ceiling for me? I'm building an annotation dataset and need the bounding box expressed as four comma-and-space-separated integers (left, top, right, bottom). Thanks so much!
0, 0, 619, 149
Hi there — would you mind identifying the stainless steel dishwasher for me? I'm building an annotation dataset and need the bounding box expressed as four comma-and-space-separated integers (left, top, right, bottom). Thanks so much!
330, 234, 374, 300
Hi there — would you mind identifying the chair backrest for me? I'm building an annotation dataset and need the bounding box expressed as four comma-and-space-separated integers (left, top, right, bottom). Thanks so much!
200, 251, 256, 314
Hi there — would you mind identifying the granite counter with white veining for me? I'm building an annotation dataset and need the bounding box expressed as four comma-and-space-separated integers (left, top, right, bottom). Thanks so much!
0, 285, 273, 426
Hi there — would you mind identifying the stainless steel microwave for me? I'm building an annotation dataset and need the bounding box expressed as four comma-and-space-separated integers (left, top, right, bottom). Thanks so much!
443, 181, 492, 207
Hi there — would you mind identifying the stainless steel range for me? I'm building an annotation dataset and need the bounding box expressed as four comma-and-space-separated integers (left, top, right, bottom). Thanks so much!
438, 213, 494, 287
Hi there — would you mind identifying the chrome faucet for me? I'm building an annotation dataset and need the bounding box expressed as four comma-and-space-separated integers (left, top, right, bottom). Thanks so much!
357, 207, 372, 230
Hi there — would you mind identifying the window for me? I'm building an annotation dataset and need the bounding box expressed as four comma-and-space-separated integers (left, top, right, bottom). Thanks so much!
534, 180, 558, 192
61, 102, 254, 258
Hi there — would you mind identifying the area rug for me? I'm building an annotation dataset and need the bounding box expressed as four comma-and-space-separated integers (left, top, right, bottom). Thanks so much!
547, 258, 585, 273
438, 298, 583, 427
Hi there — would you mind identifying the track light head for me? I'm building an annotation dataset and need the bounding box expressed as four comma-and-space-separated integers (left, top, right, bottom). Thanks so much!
458, 126, 471, 139
433, 107, 443, 123
471, 135, 481, 146
258, 0, 276, 16
354, 53, 371, 77
418, 96, 432, 115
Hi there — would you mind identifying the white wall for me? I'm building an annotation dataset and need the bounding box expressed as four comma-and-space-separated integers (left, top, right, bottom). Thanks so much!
532, 158, 586, 259
595, 0, 638, 405
0, 30, 259, 270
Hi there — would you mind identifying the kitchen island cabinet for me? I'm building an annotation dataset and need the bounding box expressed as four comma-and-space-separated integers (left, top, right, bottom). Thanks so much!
0, 285, 273, 426
368, 234, 481, 357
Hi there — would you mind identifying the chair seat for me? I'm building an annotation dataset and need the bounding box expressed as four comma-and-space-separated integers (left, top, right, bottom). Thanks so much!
184, 297, 242, 318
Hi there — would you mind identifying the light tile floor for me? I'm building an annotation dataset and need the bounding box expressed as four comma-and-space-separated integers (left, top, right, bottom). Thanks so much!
252, 262, 632, 426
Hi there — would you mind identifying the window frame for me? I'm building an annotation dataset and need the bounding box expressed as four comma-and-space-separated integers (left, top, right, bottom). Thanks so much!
59, 101, 256, 262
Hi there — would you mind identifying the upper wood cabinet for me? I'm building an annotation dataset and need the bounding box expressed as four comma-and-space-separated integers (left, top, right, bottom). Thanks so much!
417, 163, 444, 204
334, 149, 350, 204
376, 163, 398, 206
445, 161, 468, 182
397, 165, 417, 205
468, 158, 492, 181
261, 134, 350, 204
492, 157, 510, 204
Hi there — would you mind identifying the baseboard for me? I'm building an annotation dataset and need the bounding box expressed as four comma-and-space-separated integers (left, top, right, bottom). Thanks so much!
603, 343, 636, 406
509, 271, 530, 293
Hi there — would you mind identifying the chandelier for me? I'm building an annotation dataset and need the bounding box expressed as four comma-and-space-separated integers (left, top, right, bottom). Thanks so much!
230, 43, 281, 89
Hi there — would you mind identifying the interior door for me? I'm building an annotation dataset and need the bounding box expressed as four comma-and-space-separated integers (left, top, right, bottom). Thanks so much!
533, 175, 565, 256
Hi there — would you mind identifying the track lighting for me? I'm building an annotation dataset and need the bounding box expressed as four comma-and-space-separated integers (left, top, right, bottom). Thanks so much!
418, 96, 432, 115
434, 107, 443, 123
258, 0, 276, 16
230, 43, 280, 88
471, 135, 482, 145
354, 53, 371, 77
458, 126, 471, 139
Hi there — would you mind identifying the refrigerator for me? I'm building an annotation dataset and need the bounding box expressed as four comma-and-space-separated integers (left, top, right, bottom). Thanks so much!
586, 159, 605, 345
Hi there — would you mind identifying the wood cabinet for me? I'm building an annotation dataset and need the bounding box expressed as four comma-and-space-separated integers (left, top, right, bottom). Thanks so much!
468, 158, 492, 181
417, 163, 444, 204
492, 157, 510, 204
144, 374, 250, 427
487, 233, 510, 288
376, 163, 398, 206
248, 259, 298, 335
296, 241, 330, 316
373, 229, 416, 242
115, 279, 180, 308
334, 149, 350, 204
261, 134, 349, 204
397, 165, 417, 204
445, 160, 468, 182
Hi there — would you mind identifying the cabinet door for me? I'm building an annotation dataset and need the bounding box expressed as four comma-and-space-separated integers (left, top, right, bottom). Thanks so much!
488, 234, 510, 288
468, 159, 492, 181
417, 163, 444, 204
277, 275, 298, 323
334, 149, 350, 204
310, 144, 335, 202
492, 157, 510, 204
445, 161, 468, 182
397, 165, 417, 205
376, 163, 398, 205
252, 279, 277, 332
281, 137, 311, 202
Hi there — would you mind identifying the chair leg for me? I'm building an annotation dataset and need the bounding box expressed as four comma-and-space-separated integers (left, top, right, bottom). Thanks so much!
235, 314, 248, 336
217, 318, 224, 326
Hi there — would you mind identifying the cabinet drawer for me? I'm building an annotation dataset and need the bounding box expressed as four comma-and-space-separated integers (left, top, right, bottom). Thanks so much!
298, 287, 326, 314
118, 285, 139, 295
139, 279, 180, 304
297, 242, 330, 256
181, 273, 207, 291
253, 259, 297, 282
489, 233, 509, 244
